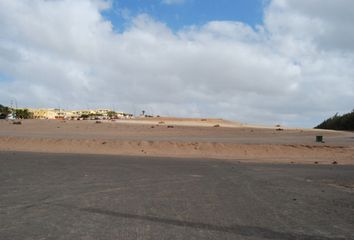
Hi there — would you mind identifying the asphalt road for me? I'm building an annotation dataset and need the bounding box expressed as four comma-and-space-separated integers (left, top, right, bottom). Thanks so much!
0, 152, 353, 240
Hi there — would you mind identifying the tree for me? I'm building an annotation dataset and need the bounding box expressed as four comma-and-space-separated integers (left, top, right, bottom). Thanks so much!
80, 114, 89, 120
0, 104, 11, 119
14, 109, 33, 119
107, 111, 116, 118
315, 110, 354, 131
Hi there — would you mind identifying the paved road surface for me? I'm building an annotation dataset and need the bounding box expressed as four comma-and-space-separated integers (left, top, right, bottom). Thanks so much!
1, 152, 353, 239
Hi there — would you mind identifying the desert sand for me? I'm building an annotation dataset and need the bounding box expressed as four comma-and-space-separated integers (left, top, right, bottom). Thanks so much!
0, 118, 353, 164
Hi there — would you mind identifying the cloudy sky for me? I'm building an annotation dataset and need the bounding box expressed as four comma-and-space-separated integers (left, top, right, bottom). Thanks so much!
0, 0, 353, 127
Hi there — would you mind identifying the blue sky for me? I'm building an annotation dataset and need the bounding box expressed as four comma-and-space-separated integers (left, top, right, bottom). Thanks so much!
103, 0, 265, 31
0, 73, 12, 83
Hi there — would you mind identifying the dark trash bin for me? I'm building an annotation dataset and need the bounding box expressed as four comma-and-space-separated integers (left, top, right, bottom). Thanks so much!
316, 135, 323, 143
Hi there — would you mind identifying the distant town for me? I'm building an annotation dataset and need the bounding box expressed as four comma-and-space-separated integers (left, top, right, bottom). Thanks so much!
0, 105, 134, 120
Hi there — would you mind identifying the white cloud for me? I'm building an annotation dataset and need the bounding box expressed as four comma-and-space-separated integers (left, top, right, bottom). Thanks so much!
161, 0, 185, 5
265, 0, 354, 52
0, 0, 353, 127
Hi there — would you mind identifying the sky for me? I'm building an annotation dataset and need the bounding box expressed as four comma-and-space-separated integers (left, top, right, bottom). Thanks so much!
0, 0, 353, 127
102, 0, 264, 31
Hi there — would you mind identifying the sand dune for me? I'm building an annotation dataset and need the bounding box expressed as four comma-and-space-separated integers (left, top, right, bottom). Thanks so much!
0, 119, 353, 164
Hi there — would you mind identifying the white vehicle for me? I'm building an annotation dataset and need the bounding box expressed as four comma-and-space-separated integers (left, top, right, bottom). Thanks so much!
7, 113, 15, 120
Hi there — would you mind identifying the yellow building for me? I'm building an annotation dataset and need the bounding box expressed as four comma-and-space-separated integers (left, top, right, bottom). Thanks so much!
26, 108, 132, 120
95, 109, 111, 116
28, 109, 57, 119
28, 108, 68, 119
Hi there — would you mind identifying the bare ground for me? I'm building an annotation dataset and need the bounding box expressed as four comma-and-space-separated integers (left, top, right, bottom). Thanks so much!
0, 119, 353, 164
